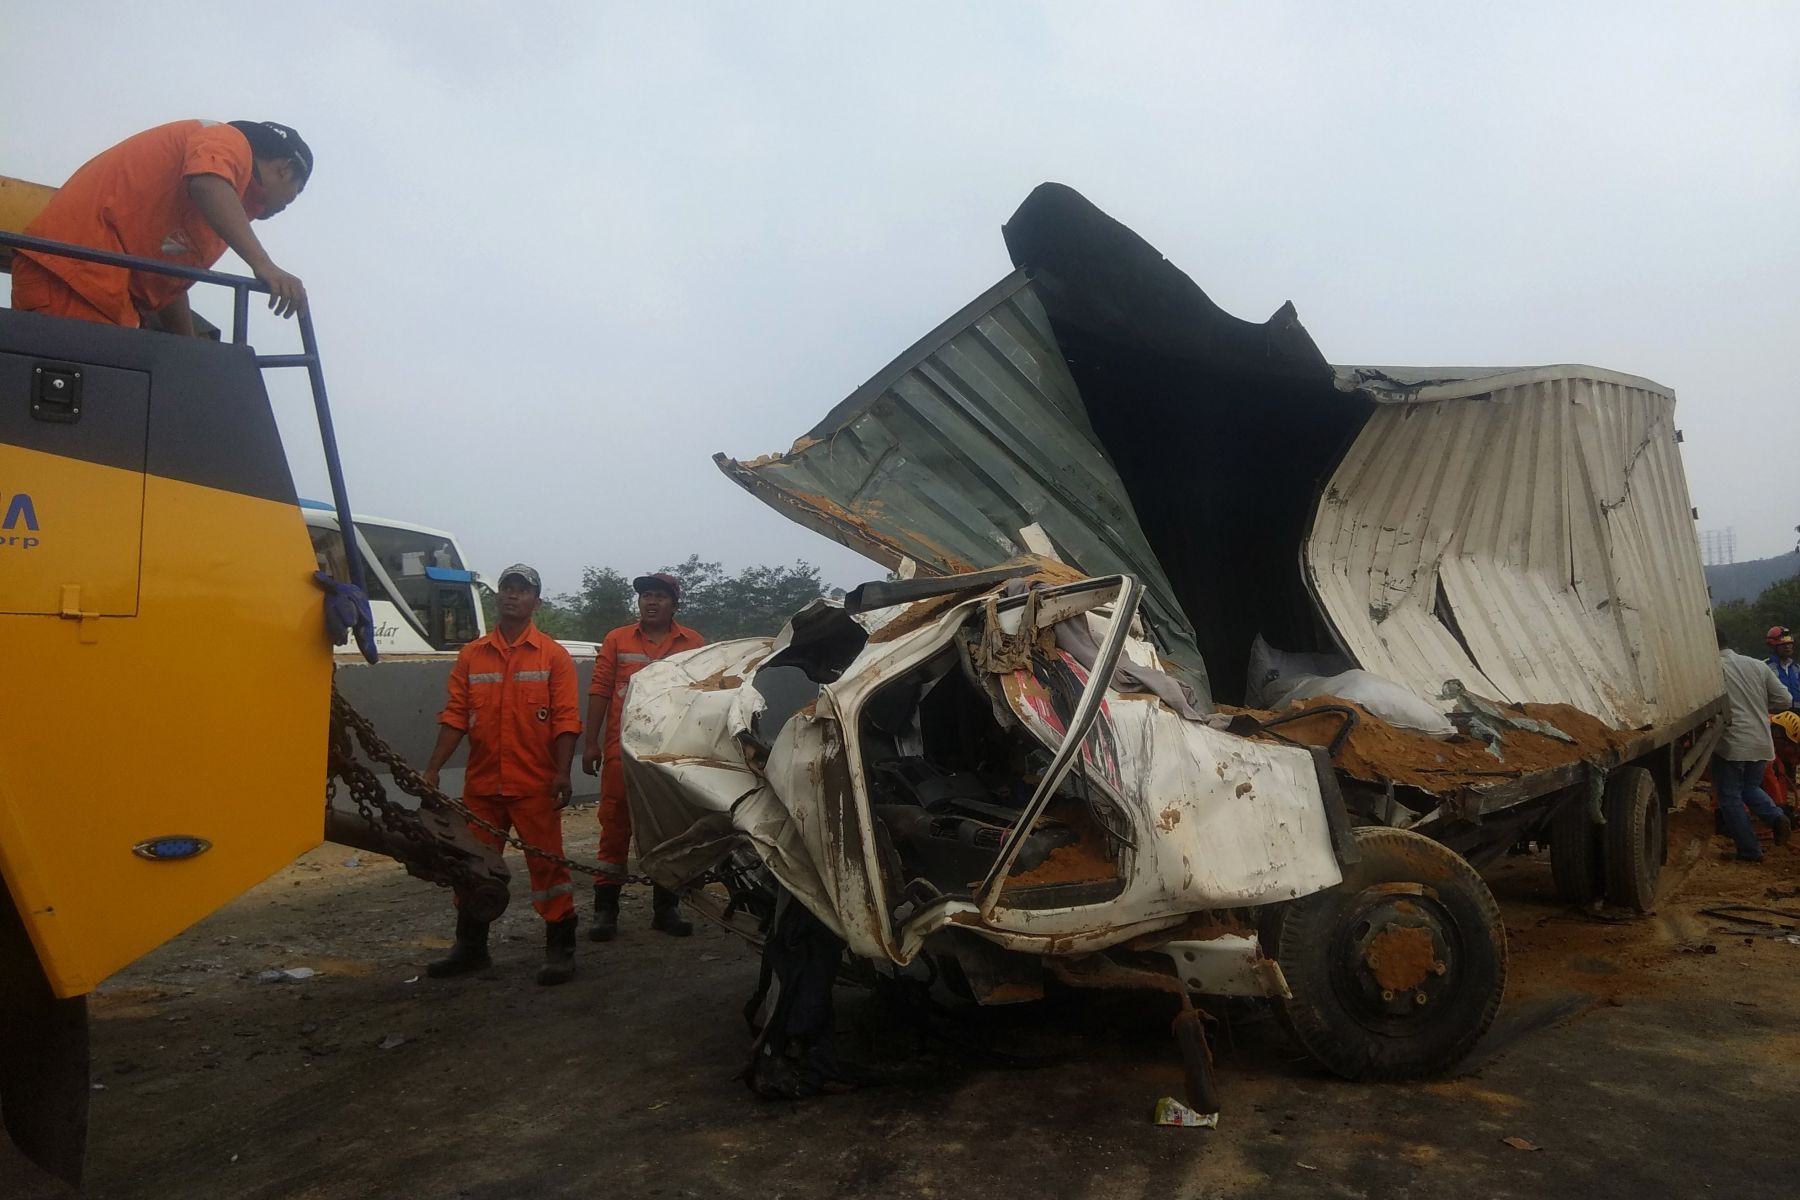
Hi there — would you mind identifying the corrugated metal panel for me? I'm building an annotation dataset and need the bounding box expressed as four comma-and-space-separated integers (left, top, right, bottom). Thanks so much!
1336, 363, 1674, 403
1307, 371, 1722, 729
716, 269, 1212, 700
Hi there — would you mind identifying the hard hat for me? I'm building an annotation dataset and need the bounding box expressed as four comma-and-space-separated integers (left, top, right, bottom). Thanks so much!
1773, 711, 1800, 744
1769, 625, 1795, 647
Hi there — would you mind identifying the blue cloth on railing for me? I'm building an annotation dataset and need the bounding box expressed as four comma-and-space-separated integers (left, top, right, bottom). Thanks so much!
312, 570, 379, 663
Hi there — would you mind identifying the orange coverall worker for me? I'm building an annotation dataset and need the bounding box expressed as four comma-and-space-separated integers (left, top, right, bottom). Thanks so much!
11, 120, 264, 326
589, 619, 706, 878
439, 623, 583, 920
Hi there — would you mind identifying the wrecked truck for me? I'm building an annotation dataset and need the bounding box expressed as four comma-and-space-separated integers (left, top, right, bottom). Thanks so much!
620, 184, 1726, 1091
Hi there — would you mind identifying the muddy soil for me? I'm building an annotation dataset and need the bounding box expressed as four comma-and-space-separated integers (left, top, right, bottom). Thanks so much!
1231, 696, 1639, 792
79, 800, 1800, 1200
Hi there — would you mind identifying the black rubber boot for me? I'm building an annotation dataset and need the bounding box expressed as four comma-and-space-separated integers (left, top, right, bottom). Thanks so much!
651, 885, 693, 937
426, 910, 492, 978
587, 884, 621, 942
536, 915, 577, 986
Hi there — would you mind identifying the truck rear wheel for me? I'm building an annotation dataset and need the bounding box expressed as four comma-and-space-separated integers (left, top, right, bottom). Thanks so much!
1602, 766, 1663, 912
1, 897, 88, 1193
1271, 826, 1506, 1082
1549, 792, 1604, 903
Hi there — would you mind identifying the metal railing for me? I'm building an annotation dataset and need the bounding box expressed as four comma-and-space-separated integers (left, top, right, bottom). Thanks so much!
1, 229, 368, 602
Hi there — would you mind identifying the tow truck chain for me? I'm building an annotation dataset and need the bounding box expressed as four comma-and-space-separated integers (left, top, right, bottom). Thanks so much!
326, 685, 660, 889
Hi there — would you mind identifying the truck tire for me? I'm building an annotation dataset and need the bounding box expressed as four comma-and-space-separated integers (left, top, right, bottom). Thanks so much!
1549, 793, 1604, 904
1602, 766, 1663, 912
1271, 826, 1506, 1082
0, 897, 88, 1191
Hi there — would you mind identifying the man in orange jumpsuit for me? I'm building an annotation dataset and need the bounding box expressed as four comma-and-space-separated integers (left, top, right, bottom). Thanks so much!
581, 572, 705, 941
11, 119, 310, 332
422, 565, 584, 985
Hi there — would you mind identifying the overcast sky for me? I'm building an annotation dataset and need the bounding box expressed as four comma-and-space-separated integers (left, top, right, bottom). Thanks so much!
7, 2, 1797, 595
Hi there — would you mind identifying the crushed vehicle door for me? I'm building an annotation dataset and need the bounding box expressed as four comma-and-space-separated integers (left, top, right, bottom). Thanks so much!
970, 576, 1140, 920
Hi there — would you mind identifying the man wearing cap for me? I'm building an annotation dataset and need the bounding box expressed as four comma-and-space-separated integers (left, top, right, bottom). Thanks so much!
580, 572, 705, 940
421, 564, 584, 984
1713, 628, 1794, 864
11, 118, 312, 332
1766, 626, 1800, 707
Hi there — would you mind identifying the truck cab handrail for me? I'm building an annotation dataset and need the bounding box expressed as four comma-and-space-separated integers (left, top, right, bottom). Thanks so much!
0, 228, 372, 631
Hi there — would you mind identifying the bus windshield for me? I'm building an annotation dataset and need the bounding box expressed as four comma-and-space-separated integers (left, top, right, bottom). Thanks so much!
356, 522, 481, 649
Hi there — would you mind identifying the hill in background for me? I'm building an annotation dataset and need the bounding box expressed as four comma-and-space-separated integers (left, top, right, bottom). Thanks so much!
1705, 550, 1800, 606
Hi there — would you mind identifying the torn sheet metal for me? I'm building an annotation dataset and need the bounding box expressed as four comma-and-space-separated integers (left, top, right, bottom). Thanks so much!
1158, 935, 1292, 999
712, 271, 1211, 703
1307, 369, 1722, 729
715, 183, 1720, 740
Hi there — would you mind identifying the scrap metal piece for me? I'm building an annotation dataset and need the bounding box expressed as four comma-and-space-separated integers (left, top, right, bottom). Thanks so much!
1159, 935, 1292, 1000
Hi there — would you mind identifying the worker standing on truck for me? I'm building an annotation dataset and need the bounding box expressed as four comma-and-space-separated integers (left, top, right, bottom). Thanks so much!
422, 565, 584, 985
580, 572, 704, 941
10, 119, 310, 333
1714, 629, 1794, 863
1765, 626, 1800, 707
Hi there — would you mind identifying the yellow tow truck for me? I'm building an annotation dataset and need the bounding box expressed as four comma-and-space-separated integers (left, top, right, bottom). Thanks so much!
0, 179, 503, 1195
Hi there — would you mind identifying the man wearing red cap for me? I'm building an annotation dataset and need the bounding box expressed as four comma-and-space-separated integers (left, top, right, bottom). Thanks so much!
580, 572, 705, 940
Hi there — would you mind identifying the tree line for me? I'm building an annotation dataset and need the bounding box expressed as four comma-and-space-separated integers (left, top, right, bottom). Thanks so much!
484, 554, 839, 643
487, 550, 1799, 661
1714, 572, 1800, 657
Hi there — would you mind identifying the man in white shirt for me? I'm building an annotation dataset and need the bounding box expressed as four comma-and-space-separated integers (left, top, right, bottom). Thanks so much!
1714, 630, 1794, 863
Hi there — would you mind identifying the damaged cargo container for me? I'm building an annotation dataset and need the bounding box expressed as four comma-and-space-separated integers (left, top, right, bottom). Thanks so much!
624, 183, 1726, 1095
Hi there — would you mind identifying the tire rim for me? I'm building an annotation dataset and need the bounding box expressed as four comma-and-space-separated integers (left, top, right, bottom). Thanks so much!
1330, 887, 1465, 1035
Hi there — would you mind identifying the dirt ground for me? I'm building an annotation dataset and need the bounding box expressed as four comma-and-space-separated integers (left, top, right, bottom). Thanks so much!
79, 801, 1800, 1200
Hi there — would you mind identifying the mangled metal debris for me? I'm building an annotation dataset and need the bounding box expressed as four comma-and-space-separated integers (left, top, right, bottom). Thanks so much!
629, 183, 1729, 1106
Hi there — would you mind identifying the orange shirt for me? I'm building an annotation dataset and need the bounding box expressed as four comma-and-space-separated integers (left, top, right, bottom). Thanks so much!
439, 623, 582, 797
589, 621, 706, 751
18, 120, 261, 325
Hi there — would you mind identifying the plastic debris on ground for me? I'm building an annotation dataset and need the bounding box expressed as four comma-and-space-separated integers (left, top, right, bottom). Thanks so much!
1153, 1096, 1219, 1128
257, 966, 318, 983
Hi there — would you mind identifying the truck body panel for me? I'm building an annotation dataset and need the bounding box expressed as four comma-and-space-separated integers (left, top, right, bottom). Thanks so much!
0, 308, 330, 997
1309, 368, 1721, 730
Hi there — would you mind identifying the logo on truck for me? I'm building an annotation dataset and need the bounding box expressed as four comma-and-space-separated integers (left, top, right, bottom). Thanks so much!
2, 491, 41, 550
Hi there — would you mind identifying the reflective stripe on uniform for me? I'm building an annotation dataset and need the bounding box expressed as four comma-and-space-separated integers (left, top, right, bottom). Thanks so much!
468, 672, 503, 683
514, 670, 551, 681
594, 859, 627, 876
530, 881, 575, 902
617, 653, 652, 664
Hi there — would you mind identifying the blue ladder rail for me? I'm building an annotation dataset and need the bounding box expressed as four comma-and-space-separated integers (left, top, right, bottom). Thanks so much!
0, 229, 371, 615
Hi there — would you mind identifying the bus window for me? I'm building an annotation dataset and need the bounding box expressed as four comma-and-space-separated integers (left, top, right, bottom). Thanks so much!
436, 585, 480, 647
357, 523, 467, 644
308, 525, 397, 605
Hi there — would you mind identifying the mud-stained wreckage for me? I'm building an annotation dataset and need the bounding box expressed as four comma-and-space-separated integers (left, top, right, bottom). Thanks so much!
622, 184, 1727, 1103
